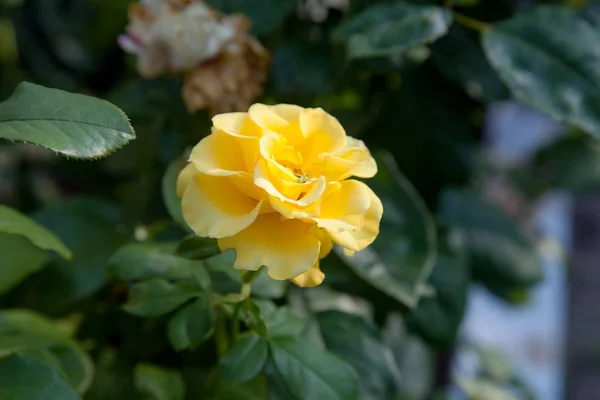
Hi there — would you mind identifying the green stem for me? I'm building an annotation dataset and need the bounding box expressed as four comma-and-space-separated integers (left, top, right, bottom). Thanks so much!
230, 271, 259, 342
232, 302, 242, 341
453, 12, 491, 33
215, 308, 229, 356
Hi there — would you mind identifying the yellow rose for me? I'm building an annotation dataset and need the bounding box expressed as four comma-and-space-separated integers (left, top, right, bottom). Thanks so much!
177, 104, 382, 287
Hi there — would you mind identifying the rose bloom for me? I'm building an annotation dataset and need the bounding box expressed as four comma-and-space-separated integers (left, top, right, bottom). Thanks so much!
177, 104, 382, 287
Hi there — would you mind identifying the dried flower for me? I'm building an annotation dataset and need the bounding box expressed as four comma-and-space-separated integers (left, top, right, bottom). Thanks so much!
120, 0, 270, 115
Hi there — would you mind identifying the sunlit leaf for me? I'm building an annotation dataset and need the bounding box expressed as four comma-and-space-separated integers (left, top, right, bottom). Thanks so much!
0, 205, 71, 259
333, 1, 451, 59
483, 6, 600, 137
0, 82, 135, 159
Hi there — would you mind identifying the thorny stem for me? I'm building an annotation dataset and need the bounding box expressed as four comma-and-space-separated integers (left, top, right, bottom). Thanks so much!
453, 12, 492, 33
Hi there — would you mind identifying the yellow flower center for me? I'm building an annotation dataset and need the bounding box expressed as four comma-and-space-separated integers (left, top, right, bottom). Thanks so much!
293, 168, 309, 183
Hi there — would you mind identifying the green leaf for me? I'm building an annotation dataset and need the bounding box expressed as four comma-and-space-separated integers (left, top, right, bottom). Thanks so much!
0, 354, 79, 400
389, 333, 435, 400
25, 345, 94, 395
482, 6, 600, 137
123, 278, 200, 317
269, 337, 359, 400
0, 204, 71, 259
167, 296, 215, 351
431, 26, 509, 102
457, 378, 519, 400
338, 152, 437, 308
220, 334, 269, 383
0, 82, 135, 159
215, 375, 268, 400
0, 310, 94, 394
405, 230, 469, 348
16, 198, 128, 313
48, 345, 94, 395
475, 347, 513, 383
0, 233, 48, 295
109, 241, 209, 284
515, 133, 600, 195
206, 0, 296, 36
583, 0, 600, 26
175, 235, 220, 261
316, 311, 401, 400
162, 157, 189, 230
134, 363, 185, 400
332, 2, 452, 59
85, 349, 138, 400
240, 300, 268, 337
440, 189, 542, 295
250, 268, 287, 299
265, 361, 296, 400
0, 309, 69, 340
0, 334, 58, 357
263, 307, 305, 338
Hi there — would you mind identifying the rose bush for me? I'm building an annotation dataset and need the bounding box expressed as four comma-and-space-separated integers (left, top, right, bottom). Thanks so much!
177, 104, 382, 287
1, 0, 572, 397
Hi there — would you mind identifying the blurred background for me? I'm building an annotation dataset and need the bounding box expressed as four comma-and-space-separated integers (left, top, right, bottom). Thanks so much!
1, 0, 599, 399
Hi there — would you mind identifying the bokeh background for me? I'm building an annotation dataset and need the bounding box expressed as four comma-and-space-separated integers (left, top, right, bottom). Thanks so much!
2, 0, 599, 399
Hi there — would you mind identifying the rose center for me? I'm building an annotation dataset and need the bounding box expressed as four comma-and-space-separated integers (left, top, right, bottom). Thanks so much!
293, 168, 309, 183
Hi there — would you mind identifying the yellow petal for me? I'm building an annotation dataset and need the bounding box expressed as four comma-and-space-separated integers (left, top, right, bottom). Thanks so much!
259, 132, 298, 182
315, 137, 377, 181
189, 129, 259, 175
254, 160, 327, 207
228, 172, 266, 201
218, 214, 320, 280
267, 180, 339, 219
298, 108, 346, 164
176, 163, 198, 197
313, 180, 371, 233
328, 183, 383, 252
249, 103, 304, 144
212, 112, 261, 138
312, 227, 333, 259
291, 261, 325, 287
181, 173, 262, 238
343, 248, 355, 257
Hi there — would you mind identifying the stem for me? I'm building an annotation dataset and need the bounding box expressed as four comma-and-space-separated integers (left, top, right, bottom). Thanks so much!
215, 308, 229, 356
230, 271, 259, 342
453, 12, 491, 33
241, 270, 259, 286
232, 302, 242, 341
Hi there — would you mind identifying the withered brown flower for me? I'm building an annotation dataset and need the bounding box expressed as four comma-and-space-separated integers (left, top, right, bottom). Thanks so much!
120, 0, 271, 115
